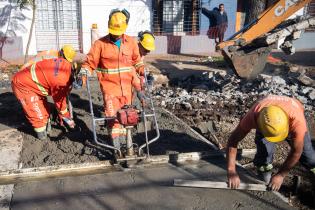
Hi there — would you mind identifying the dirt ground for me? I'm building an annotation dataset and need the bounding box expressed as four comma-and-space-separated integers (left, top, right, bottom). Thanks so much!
0, 79, 211, 168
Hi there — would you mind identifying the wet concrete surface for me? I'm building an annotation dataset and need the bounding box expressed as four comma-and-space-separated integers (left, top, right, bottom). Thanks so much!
11, 158, 295, 210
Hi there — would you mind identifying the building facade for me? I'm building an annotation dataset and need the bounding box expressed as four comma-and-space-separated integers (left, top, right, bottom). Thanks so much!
0, 0, 314, 61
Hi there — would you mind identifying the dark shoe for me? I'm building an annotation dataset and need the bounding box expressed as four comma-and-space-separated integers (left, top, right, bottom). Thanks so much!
36, 131, 47, 140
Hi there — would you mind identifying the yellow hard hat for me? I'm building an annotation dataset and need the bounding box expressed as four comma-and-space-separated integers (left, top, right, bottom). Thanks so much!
108, 12, 127, 36
257, 106, 289, 143
140, 33, 155, 51
61, 45, 76, 62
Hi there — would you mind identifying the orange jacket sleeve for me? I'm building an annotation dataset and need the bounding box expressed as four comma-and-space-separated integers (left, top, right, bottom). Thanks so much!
132, 42, 145, 76
131, 68, 141, 92
82, 40, 102, 74
50, 64, 73, 118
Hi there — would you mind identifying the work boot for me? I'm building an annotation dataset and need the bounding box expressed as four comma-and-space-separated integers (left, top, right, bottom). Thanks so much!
36, 130, 47, 140
257, 164, 273, 184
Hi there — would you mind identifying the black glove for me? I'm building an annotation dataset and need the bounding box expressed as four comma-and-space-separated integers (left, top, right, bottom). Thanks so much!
73, 77, 83, 89
137, 91, 146, 107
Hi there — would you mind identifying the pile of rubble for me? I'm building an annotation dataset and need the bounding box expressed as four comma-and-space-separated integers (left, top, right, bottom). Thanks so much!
153, 69, 315, 121
0, 65, 20, 89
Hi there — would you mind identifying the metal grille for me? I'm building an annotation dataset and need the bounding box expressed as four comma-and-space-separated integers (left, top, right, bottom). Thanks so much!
305, 1, 315, 31
153, 0, 200, 35
35, 0, 82, 52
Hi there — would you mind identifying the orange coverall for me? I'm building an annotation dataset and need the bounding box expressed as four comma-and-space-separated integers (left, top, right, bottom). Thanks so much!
82, 34, 143, 142
12, 58, 73, 132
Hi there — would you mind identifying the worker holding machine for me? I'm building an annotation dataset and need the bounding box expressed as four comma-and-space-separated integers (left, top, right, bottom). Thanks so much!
79, 8, 145, 149
11, 45, 77, 140
226, 95, 315, 191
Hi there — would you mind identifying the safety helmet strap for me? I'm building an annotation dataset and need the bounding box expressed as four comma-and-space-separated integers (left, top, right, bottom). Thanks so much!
138, 30, 155, 41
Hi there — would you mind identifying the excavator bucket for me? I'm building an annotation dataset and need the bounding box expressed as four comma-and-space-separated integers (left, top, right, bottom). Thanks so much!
222, 45, 272, 79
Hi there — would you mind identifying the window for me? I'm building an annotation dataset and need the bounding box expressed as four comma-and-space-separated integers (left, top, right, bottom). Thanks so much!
152, 0, 200, 35
305, 0, 315, 31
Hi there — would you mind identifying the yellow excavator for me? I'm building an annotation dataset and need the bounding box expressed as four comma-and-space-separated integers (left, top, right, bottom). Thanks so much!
217, 0, 315, 79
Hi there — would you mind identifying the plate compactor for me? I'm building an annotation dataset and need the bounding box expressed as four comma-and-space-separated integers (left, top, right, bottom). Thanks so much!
86, 70, 160, 165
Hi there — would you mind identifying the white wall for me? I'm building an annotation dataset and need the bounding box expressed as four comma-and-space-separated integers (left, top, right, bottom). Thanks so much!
81, 0, 152, 53
0, 1, 37, 58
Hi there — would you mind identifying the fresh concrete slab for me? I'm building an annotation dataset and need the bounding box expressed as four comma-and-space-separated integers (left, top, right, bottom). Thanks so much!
0, 129, 23, 210
11, 158, 295, 210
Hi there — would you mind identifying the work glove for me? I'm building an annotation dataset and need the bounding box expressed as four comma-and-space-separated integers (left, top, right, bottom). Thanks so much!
137, 91, 146, 107
62, 117, 76, 129
146, 73, 154, 87
73, 77, 83, 89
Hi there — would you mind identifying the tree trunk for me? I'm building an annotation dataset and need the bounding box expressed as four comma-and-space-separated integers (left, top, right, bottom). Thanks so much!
24, 3, 35, 63
244, 0, 267, 25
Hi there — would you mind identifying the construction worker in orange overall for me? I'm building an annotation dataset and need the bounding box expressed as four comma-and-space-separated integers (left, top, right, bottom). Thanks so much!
11, 45, 77, 140
21, 45, 74, 70
137, 31, 156, 88
227, 95, 315, 191
79, 9, 144, 150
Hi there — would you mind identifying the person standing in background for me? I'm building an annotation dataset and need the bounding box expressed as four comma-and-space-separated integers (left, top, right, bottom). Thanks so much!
201, 3, 228, 44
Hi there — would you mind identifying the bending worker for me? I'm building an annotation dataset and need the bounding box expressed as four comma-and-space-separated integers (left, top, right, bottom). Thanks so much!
79, 9, 144, 150
12, 45, 77, 140
21, 45, 74, 70
226, 95, 315, 191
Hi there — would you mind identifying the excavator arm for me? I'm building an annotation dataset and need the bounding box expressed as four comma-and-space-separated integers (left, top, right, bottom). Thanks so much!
218, 0, 314, 79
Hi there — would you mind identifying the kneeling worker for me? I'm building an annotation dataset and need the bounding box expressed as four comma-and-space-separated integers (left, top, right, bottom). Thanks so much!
12, 45, 77, 139
226, 95, 315, 191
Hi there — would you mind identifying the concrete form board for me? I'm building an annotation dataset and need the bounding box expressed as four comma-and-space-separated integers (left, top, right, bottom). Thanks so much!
11, 159, 294, 210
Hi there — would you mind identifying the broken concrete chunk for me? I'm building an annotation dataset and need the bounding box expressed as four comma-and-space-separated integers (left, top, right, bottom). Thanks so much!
208, 72, 214, 79
259, 74, 272, 83
178, 89, 189, 97
301, 87, 313, 95
152, 74, 169, 86
308, 90, 315, 100
298, 74, 315, 87
292, 30, 302, 40
296, 95, 308, 104
271, 76, 286, 85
